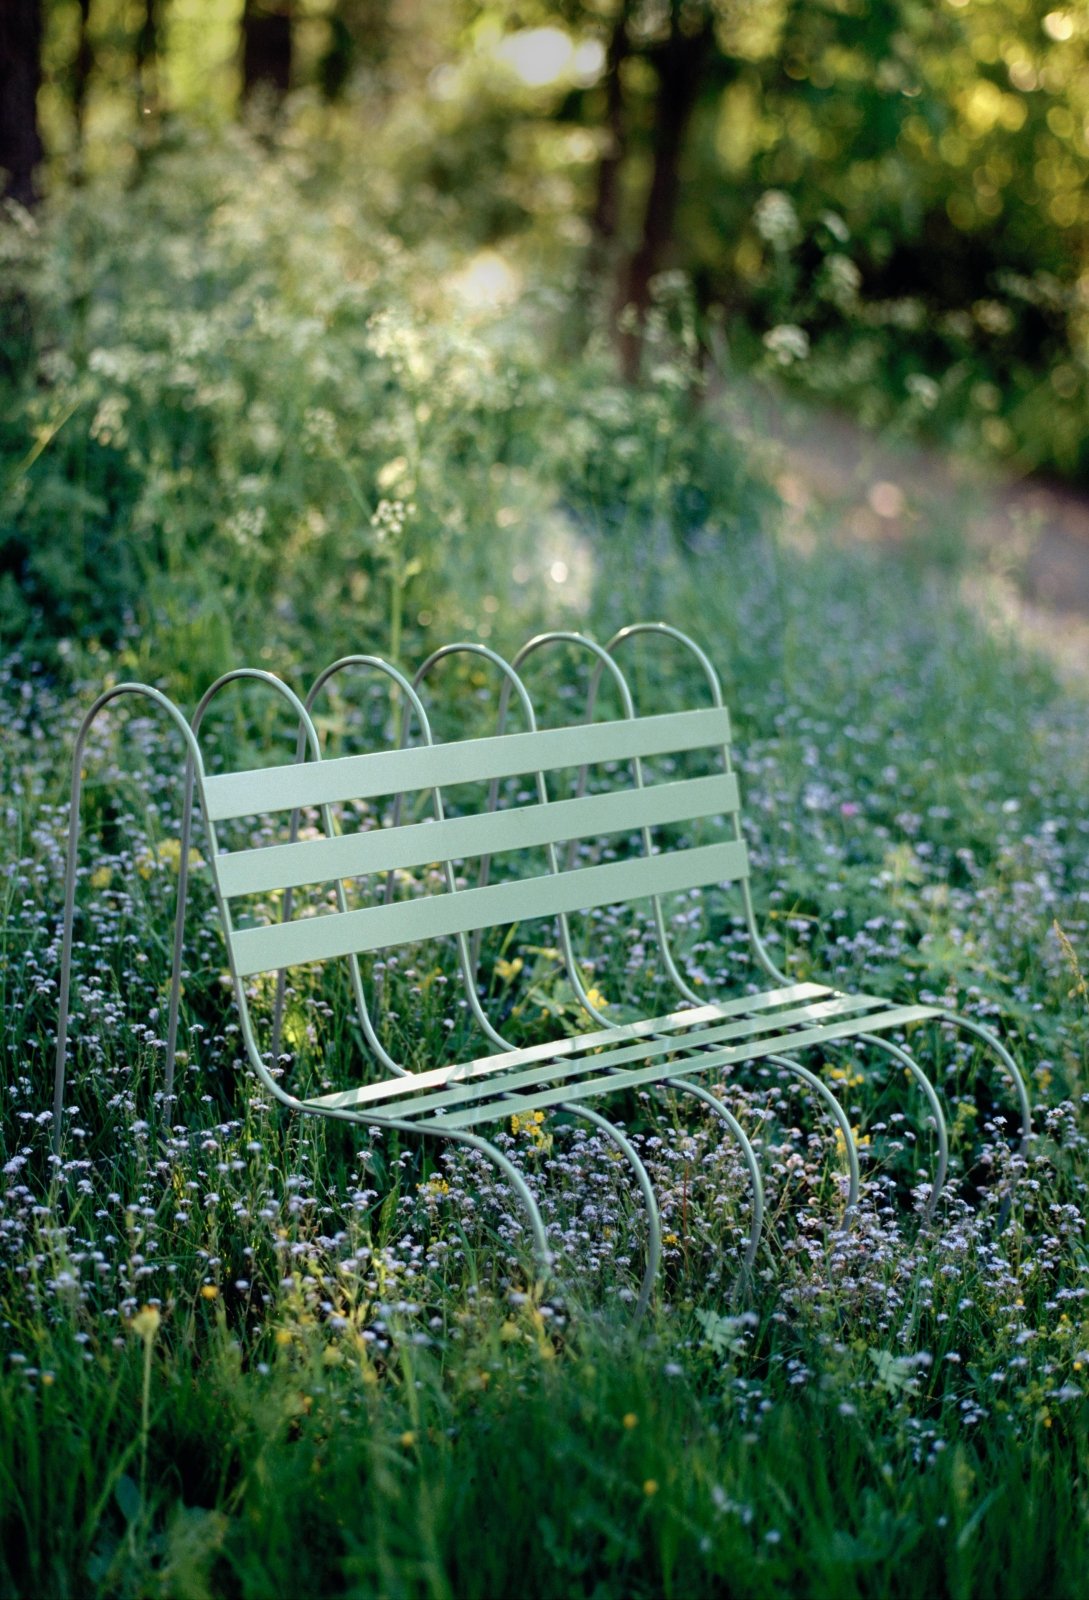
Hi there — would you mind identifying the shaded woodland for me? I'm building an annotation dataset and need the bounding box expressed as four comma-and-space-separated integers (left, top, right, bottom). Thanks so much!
1, 1, 1087, 477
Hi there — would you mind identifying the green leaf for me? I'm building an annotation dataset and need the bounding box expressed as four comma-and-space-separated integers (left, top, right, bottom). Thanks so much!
114, 1472, 142, 1525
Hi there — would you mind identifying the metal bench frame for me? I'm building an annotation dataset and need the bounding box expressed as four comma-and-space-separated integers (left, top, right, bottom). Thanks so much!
52, 623, 1032, 1319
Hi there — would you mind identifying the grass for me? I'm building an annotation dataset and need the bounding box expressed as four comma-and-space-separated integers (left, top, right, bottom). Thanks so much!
2, 128, 1089, 1600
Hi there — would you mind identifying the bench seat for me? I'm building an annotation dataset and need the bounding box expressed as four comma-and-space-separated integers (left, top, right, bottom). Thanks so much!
307, 983, 940, 1131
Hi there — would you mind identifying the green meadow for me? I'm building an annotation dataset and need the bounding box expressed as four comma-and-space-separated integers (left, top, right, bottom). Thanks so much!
2, 34, 1089, 1598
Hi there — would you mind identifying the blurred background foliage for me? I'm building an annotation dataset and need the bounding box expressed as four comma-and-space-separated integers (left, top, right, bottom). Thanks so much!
1, 0, 1088, 659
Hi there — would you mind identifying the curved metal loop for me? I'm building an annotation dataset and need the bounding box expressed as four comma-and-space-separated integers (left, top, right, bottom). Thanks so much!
283, 1094, 553, 1281
765, 1052, 861, 1216
664, 1079, 764, 1281
304, 654, 436, 760
509, 634, 636, 837
420, 1123, 552, 1283
604, 622, 789, 988
408, 642, 543, 1049
169, 669, 329, 1103
412, 641, 614, 1034
280, 656, 441, 1079
53, 683, 210, 1153
416, 641, 537, 977
855, 1033, 949, 1219
560, 1104, 661, 1325
512, 630, 637, 720
602, 628, 1030, 1194
189, 666, 323, 755
599, 622, 725, 710
937, 1011, 1032, 1156
411, 643, 664, 1313
415, 639, 541, 730
512, 630, 704, 1013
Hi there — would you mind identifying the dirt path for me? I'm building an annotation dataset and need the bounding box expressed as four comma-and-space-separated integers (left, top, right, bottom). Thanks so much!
748, 392, 1089, 684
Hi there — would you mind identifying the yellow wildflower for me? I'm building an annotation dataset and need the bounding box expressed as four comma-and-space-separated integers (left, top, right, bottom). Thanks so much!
495, 956, 524, 983
510, 1109, 551, 1150
130, 1305, 161, 1342
828, 1062, 865, 1088
200, 1284, 219, 1301
643, 1479, 659, 1497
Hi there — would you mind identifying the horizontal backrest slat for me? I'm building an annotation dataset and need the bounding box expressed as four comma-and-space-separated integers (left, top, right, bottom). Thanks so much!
215, 772, 740, 898
230, 837, 748, 976
202, 706, 731, 822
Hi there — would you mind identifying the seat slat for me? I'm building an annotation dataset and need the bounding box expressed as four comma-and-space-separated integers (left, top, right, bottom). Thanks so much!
202, 706, 732, 822
368, 992, 889, 1120
307, 982, 836, 1111
230, 837, 749, 975
425, 1005, 941, 1129
215, 772, 740, 898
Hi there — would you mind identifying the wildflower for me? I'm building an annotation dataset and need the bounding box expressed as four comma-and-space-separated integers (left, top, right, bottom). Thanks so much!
973, 299, 1014, 335
89, 865, 113, 890
155, 838, 203, 873
906, 373, 941, 410
585, 986, 609, 1011
820, 253, 861, 309
643, 1479, 659, 1497
130, 1305, 161, 1343
495, 956, 524, 984
510, 1109, 550, 1150
763, 324, 810, 367
200, 1285, 219, 1300
828, 1063, 865, 1089
371, 498, 415, 545
418, 1175, 450, 1199
399, 1431, 416, 1448
753, 190, 801, 249
377, 456, 412, 492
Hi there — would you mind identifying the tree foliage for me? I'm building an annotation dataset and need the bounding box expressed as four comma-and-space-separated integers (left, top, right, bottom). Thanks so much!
8, 0, 1089, 478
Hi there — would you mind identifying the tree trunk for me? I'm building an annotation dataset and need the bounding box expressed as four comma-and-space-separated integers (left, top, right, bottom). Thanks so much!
619, 4, 713, 379
569, 0, 632, 351
589, 0, 633, 250
0, 0, 44, 208
133, 0, 162, 169
72, 0, 94, 153
242, 0, 293, 101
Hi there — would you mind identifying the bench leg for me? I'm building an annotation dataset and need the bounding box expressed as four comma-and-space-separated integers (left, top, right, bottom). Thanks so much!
665, 1079, 764, 1285
52, 683, 208, 1155
562, 1104, 661, 1325
937, 1012, 1033, 1154
396, 1122, 554, 1288
765, 1054, 861, 1215
855, 1034, 950, 1220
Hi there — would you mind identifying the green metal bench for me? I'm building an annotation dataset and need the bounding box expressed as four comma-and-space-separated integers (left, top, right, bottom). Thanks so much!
52, 623, 1032, 1318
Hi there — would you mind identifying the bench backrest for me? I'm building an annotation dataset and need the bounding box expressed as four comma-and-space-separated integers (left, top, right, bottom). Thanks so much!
200, 705, 747, 984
